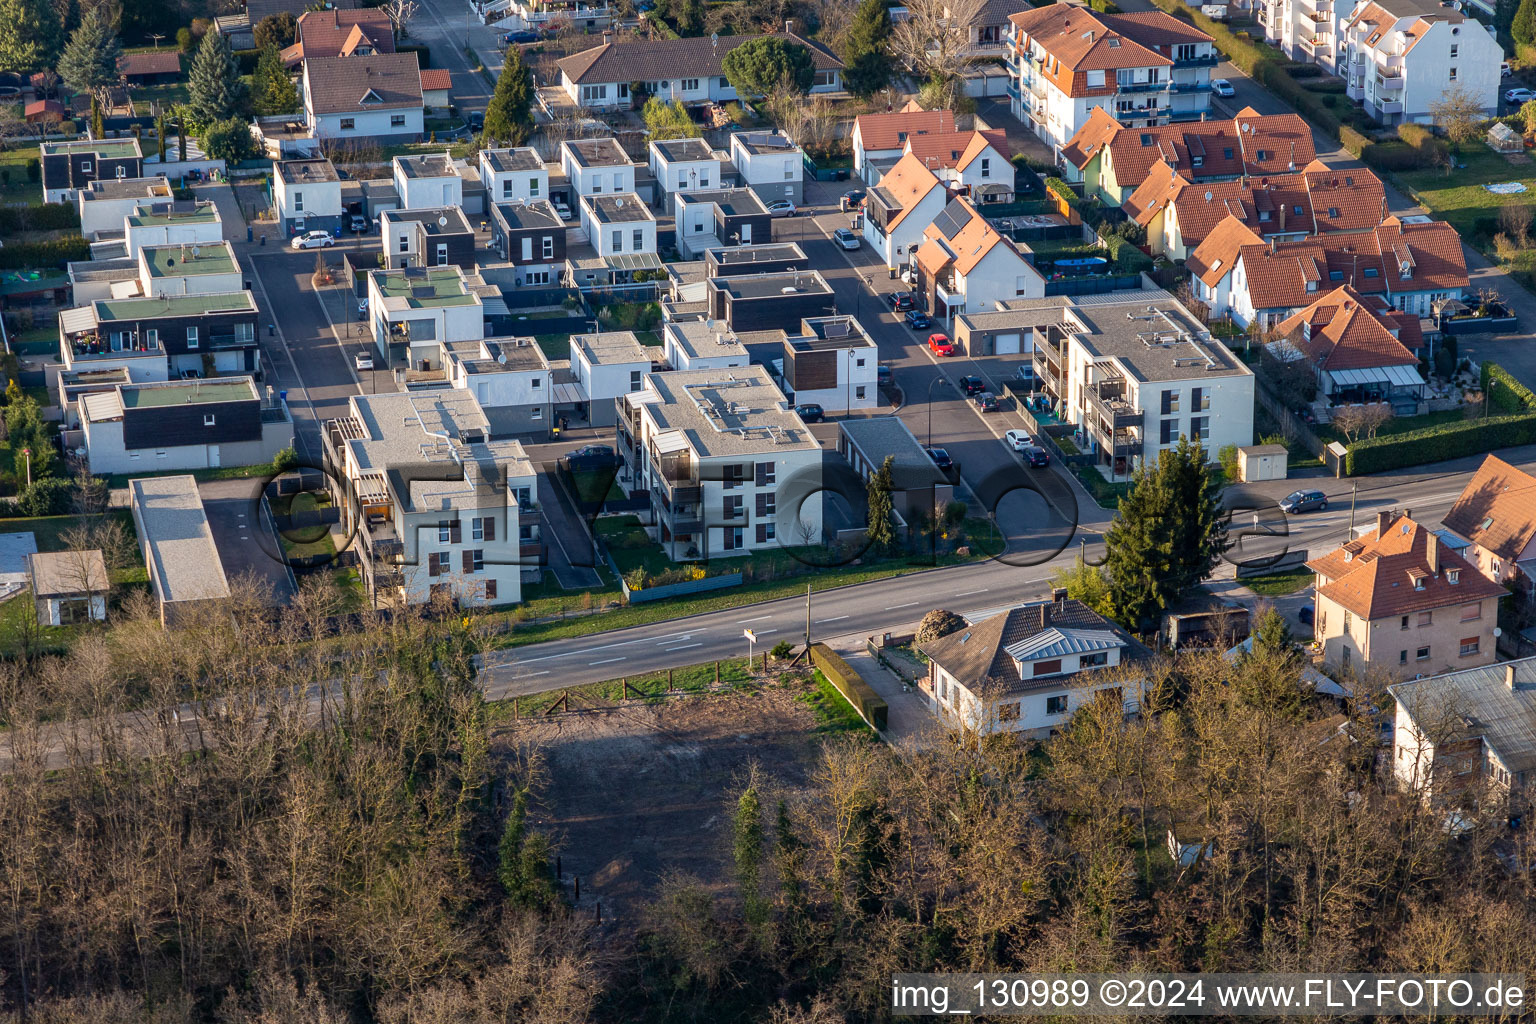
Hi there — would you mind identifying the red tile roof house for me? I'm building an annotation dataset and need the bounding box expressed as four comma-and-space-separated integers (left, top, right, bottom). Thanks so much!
1190, 213, 1467, 330
555, 32, 843, 111
903, 128, 1013, 204
851, 103, 955, 184
1269, 285, 1427, 414
1060, 106, 1315, 206
281, 8, 394, 68
419, 68, 453, 112
1308, 509, 1505, 680
301, 53, 424, 143
1127, 159, 1387, 261
1442, 455, 1536, 594
861, 151, 950, 272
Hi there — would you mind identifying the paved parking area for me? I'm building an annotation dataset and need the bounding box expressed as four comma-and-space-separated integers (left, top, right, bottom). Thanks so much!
198, 478, 297, 603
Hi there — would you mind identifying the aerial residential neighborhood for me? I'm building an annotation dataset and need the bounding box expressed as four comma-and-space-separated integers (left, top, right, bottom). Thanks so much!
4, 0, 1536, 1014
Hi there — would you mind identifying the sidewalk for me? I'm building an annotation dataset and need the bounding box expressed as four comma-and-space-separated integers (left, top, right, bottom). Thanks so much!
830, 636, 938, 747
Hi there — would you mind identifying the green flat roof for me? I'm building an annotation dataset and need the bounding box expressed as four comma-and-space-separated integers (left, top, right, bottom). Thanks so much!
95, 292, 256, 320
125, 207, 219, 227
373, 268, 476, 307
142, 243, 237, 277
121, 380, 256, 408
43, 139, 141, 157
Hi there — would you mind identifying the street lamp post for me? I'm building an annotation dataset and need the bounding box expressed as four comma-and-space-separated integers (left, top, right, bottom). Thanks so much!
1486, 378, 1498, 420
927, 376, 949, 446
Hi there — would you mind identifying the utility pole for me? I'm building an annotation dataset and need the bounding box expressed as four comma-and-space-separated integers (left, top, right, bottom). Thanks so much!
804, 582, 811, 650
1347, 481, 1358, 540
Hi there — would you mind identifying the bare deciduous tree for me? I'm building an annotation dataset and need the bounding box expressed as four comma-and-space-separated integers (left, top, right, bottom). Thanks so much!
890, 0, 983, 90
381, 0, 420, 40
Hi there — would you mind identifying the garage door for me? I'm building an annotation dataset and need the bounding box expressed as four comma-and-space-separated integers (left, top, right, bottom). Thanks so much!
994, 332, 1020, 355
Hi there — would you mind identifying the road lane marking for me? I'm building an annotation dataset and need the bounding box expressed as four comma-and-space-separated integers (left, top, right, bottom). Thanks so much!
589, 657, 625, 666
890, 601, 920, 609
754, 629, 779, 635
954, 588, 990, 596
521, 629, 695, 663
819, 615, 850, 623
664, 643, 704, 652
657, 635, 694, 645
738, 614, 774, 623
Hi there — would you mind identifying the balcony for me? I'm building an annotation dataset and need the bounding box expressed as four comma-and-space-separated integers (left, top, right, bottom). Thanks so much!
1090, 428, 1144, 456
362, 518, 404, 560
1375, 71, 1403, 90
1173, 54, 1221, 68
1167, 80, 1212, 93
1087, 386, 1141, 429
63, 328, 163, 362
1376, 98, 1404, 115
1033, 347, 1062, 383
1115, 79, 1171, 93
1006, 79, 1022, 101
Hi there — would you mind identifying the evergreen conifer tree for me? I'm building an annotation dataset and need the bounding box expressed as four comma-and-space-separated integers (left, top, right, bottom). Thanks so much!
483, 45, 534, 146
187, 29, 247, 126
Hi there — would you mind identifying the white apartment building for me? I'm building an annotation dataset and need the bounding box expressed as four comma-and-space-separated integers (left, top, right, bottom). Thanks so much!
442, 336, 552, 435
483, 0, 611, 34
729, 131, 804, 205
1335, 0, 1500, 125
560, 137, 636, 198
322, 388, 538, 608
123, 202, 224, 260
1031, 291, 1255, 481
76, 176, 173, 239
579, 192, 657, 263
478, 147, 548, 205
650, 137, 725, 216
618, 365, 823, 560
272, 158, 343, 236
662, 319, 750, 372
367, 265, 489, 370
1006, 5, 1217, 151
136, 241, 244, 297
780, 315, 879, 414
393, 152, 464, 210
570, 331, 653, 427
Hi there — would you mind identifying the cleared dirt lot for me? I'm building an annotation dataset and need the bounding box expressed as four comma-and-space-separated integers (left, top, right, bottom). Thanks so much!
491, 683, 828, 931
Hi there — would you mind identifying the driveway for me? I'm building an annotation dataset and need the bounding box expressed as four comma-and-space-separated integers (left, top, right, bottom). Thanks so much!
198, 478, 298, 603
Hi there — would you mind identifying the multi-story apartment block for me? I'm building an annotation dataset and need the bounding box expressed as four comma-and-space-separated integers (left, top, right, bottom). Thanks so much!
1342, 0, 1500, 124
781, 315, 879, 414
322, 388, 538, 608
366, 266, 490, 370
478, 147, 549, 206
1309, 510, 1505, 679
58, 291, 263, 382
1007, 5, 1217, 151
570, 331, 653, 427
1031, 291, 1254, 481
618, 365, 823, 560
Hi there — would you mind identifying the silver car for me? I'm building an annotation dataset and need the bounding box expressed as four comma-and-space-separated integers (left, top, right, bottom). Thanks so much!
767, 200, 797, 218
833, 227, 859, 250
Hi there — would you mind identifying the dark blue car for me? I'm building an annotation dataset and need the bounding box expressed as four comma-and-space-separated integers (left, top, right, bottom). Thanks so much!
503, 30, 539, 43
904, 307, 931, 330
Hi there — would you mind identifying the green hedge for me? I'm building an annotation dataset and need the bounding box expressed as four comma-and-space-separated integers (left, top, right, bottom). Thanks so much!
1482, 361, 1536, 414
1346, 414, 1536, 475
1044, 176, 1080, 209
0, 236, 90, 269
1340, 125, 1371, 158
0, 204, 81, 234
809, 643, 887, 731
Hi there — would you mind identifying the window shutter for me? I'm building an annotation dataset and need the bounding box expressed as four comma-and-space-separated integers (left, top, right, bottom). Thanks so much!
428, 554, 441, 577
755, 462, 768, 485
450, 520, 462, 543
756, 524, 767, 543
755, 493, 768, 516
462, 550, 474, 573
485, 579, 497, 600
722, 499, 732, 519
484, 517, 495, 542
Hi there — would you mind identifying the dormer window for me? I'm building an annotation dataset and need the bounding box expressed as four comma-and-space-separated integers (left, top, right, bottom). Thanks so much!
1414, 576, 1426, 590
1344, 550, 1354, 562
1448, 569, 1460, 584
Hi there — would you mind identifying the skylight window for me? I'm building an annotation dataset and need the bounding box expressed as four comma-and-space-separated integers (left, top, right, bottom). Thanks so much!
1328, 207, 1340, 218
1363, 267, 1379, 278
1329, 270, 1344, 281
1481, 516, 1494, 530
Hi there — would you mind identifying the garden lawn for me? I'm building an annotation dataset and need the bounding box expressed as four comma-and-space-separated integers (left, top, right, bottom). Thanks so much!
799, 671, 875, 736
1394, 142, 1536, 248
1240, 567, 1314, 596
0, 147, 39, 205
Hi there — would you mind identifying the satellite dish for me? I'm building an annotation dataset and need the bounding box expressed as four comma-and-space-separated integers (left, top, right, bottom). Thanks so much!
711, 31, 719, 43
1495, 627, 1504, 638
438, 215, 448, 227
190, 245, 200, 256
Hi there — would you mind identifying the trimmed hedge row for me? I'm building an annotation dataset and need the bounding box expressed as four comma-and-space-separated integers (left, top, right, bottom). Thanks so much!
809, 643, 887, 731
0, 236, 91, 269
0, 204, 81, 234
1346, 414, 1536, 475
1482, 361, 1536, 414
1045, 176, 1081, 209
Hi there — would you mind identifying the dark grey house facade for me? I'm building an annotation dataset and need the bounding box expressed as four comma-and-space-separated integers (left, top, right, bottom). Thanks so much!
489, 199, 567, 287
704, 242, 809, 278
706, 270, 835, 332
380, 207, 476, 270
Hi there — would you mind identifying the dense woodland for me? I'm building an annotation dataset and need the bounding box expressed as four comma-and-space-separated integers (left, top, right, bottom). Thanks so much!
0, 578, 1532, 1024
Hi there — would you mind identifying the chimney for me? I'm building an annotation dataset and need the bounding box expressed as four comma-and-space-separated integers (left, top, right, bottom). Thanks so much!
1427, 536, 1438, 575
1376, 509, 1393, 536
1508, 663, 1517, 690
1052, 587, 1068, 606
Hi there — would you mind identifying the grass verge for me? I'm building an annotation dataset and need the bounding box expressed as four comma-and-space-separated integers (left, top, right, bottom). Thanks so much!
1240, 567, 1313, 596
488, 655, 759, 720
799, 670, 876, 736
